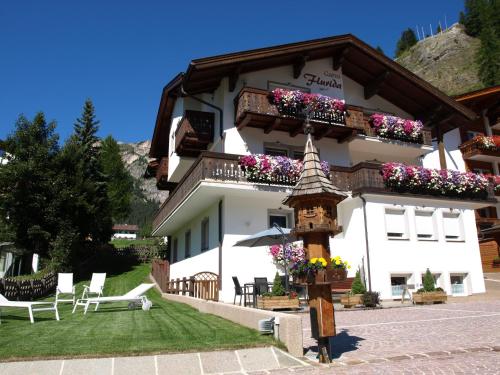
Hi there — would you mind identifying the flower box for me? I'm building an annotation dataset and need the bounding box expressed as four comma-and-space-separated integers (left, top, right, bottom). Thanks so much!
295, 268, 347, 285
412, 291, 447, 304
256, 296, 300, 310
340, 294, 363, 308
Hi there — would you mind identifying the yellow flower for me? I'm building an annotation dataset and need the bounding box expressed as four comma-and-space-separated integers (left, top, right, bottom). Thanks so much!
335, 260, 341, 265
310, 258, 318, 264
348, 265, 351, 269
319, 258, 327, 267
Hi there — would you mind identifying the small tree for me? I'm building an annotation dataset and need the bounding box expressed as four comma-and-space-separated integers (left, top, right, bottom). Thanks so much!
271, 272, 285, 296
395, 28, 418, 57
423, 268, 436, 292
351, 270, 366, 295
375, 46, 384, 55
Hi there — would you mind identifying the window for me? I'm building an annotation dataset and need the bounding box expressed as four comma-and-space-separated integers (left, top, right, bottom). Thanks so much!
173, 238, 178, 263
201, 218, 209, 252
415, 210, 436, 240
185, 231, 191, 258
443, 211, 463, 241
385, 208, 408, 239
391, 276, 407, 297
269, 214, 288, 229
264, 147, 288, 157
292, 151, 304, 160
450, 275, 465, 295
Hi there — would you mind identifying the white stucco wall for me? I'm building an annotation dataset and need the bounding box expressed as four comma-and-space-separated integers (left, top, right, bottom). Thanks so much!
423, 128, 466, 172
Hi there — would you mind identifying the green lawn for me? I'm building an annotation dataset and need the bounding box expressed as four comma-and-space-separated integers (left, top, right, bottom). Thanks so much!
110, 238, 157, 248
0, 265, 276, 360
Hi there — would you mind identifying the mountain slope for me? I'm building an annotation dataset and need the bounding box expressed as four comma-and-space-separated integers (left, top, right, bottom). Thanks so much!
396, 24, 484, 96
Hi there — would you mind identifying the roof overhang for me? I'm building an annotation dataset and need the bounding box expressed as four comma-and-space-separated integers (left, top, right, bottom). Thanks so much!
150, 34, 477, 158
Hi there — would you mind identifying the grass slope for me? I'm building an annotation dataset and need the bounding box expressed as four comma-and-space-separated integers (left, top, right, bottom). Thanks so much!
0, 265, 275, 360
110, 238, 156, 248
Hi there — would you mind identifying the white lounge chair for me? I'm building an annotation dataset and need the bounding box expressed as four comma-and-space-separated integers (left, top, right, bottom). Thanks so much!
72, 273, 106, 313
0, 293, 60, 324
78, 283, 155, 314
55, 273, 76, 305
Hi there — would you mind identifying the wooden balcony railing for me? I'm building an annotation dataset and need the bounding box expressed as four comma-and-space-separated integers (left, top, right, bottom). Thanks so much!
234, 87, 432, 146
153, 153, 494, 233
175, 110, 215, 157
459, 136, 500, 160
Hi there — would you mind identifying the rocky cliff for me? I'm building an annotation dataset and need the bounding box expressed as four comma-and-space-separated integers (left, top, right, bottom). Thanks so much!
119, 140, 168, 204
396, 24, 483, 96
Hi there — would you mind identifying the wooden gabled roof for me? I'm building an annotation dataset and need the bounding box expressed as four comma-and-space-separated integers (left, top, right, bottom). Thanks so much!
455, 85, 500, 124
150, 34, 477, 158
284, 126, 347, 204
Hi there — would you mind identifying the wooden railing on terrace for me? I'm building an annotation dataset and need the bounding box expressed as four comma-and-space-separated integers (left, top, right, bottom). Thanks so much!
459, 136, 500, 159
175, 110, 215, 157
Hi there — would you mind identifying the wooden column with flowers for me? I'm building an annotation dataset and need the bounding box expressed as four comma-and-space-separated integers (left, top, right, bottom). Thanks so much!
284, 123, 347, 363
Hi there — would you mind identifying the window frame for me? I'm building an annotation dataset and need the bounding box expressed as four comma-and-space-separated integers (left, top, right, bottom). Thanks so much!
172, 238, 178, 263
201, 217, 209, 252
414, 209, 437, 241
442, 211, 464, 242
185, 230, 191, 259
384, 207, 409, 240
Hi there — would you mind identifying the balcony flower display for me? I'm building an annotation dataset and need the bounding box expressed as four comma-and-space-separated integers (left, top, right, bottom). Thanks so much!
472, 135, 500, 151
239, 154, 330, 184
486, 175, 500, 193
381, 162, 489, 199
289, 257, 328, 279
269, 88, 345, 122
369, 114, 423, 143
269, 243, 305, 268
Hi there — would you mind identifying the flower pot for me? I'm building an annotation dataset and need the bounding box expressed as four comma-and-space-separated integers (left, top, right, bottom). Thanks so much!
412, 291, 447, 304
256, 296, 300, 310
340, 294, 363, 308
294, 268, 347, 285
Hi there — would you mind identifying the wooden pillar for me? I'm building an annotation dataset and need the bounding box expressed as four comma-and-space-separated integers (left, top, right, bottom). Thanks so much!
436, 127, 447, 170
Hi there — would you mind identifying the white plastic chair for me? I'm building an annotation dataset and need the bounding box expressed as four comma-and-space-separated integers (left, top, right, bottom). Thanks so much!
72, 273, 106, 313
75, 283, 155, 314
0, 293, 60, 324
55, 273, 76, 305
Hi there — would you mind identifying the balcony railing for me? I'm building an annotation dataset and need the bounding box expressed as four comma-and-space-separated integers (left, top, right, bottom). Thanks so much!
152, 152, 496, 233
234, 87, 432, 145
459, 136, 500, 161
175, 110, 214, 157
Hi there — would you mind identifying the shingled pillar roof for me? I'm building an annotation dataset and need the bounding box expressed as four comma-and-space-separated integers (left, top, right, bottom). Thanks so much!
284, 128, 347, 204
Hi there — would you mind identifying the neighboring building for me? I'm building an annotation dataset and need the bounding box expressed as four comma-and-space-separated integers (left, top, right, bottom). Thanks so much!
146, 34, 493, 302
112, 224, 139, 240
0, 242, 24, 278
454, 86, 500, 272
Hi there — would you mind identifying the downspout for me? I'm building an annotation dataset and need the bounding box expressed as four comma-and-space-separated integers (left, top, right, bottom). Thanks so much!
180, 86, 224, 149
360, 195, 372, 292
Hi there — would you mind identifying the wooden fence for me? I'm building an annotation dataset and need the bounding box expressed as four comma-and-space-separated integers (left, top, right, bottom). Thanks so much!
0, 272, 57, 301
150, 264, 219, 301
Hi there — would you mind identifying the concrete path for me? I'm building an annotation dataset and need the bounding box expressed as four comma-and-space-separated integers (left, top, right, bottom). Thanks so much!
0, 347, 311, 375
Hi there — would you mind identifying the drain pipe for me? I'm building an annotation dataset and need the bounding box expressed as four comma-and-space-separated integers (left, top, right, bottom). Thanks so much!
180, 86, 224, 144
360, 195, 372, 292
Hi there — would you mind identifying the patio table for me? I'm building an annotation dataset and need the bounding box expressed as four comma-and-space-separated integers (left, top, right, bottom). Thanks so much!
243, 282, 273, 308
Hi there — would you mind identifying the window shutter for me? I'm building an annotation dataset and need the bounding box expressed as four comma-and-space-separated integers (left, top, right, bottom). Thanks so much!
415, 211, 434, 237
385, 209, 406, 238
443, 212, 461, 239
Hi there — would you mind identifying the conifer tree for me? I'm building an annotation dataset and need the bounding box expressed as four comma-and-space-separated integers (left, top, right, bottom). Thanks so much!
271, 272, 285, 296
375, 46, 384, 55
477, 5, 500, 86
395, 28, 418, 57
350, 270, 366, 295
423, 268, 436, 292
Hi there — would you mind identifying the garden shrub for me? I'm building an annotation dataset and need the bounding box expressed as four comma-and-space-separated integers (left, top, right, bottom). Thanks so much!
350, 270, 366, 295
271, 272, 285, 296
422, 268, 436, 292
362, 291, 380, 307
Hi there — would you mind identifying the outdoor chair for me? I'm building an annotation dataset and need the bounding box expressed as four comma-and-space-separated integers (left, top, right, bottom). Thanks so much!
232, 276, 244, 306
74, 283, 155, 314
253, 277, 270, 307
55, 273, 76, 305
72, 273, 106, 313
0, 293, 59, 324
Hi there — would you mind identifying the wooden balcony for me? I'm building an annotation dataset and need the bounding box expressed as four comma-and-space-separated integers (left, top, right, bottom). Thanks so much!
152, 153, 496, 233
234, 87, 353, 141
460, 137, 500, 162
175, 110, 215, 157
155, 157, 177, 191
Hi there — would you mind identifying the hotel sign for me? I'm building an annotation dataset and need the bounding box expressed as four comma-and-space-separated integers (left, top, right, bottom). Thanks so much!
296, 64, 344, 99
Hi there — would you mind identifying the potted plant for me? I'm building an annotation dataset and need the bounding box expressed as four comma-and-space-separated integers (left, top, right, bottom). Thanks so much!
362, 291, 380, 308
257, 272, 300, 310
291, 256, 349, 285
493, 256, 500, 268
341, 270, 366, 308
413, 269, 447, 304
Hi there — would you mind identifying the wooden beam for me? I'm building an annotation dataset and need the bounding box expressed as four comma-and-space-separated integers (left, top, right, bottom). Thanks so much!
228, 66, 241, 92
315, 126, 336, 141
364, 71, 390, 100
290, 122, 305, 137
264, 118, 281, 134
293, 55, 308, 79
237, 114, 252, 130
332, 47, 350, 71
417, 105, 443, 125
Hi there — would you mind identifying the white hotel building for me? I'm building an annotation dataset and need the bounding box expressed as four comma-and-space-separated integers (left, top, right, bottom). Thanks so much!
146, 35, 494, 302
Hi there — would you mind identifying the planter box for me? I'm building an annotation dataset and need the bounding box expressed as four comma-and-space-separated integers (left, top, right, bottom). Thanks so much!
413, 291, 447, 304
295, 268, 347, 285
340, 294, 363, 308
256, 296, 300, 310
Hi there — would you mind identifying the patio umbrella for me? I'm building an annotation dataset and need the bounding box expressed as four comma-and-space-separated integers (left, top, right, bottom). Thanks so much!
234, 225, 296, 292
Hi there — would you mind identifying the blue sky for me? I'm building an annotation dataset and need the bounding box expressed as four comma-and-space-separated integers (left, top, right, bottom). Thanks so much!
0, 1, 465, 144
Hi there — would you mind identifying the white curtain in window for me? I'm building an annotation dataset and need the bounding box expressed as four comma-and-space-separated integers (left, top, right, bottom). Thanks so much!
443, 212, 461, 238
415, 211, 434, 236
385, 209, 406, 236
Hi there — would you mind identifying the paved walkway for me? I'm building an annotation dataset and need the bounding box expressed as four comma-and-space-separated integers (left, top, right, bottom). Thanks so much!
0, 347, 310, 375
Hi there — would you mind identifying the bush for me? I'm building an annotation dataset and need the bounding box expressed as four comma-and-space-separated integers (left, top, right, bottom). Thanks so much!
422, 268, 436, 292
350, 270, 366, 295
271, 272, 285, 296
362, 291, 380, 307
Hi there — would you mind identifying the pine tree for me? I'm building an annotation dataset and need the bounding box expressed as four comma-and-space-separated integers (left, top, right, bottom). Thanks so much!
0, 113, 59, 257
477, 4, 500, 86
423, 268, 436, 292
271, 272, 285, 296
375, 46, 384, 55
100, 136, 134, 222
462, 0, 487, 37
436, 25, 442, 33
350, 270, 366, 295
395, 28, 418, 57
